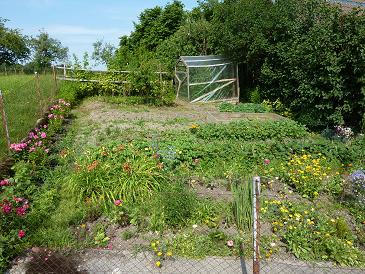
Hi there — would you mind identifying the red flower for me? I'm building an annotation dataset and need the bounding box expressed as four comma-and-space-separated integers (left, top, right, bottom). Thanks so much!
16, 207, 26, 216
264, 159, 271, 165
18, 230, 26, 239
0, 179, 9, 186
2, 203, 12, 214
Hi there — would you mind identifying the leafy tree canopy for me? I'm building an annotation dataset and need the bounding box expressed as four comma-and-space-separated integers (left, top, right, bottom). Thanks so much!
0, 18, 29, 65
30, 31, 68, 71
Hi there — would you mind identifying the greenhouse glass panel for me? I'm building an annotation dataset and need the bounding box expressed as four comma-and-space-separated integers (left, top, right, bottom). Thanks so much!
175, 55, 239, 103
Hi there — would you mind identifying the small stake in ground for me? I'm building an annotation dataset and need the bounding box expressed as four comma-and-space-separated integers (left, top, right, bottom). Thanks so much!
253, 176, 261, 274
0, 90, 11, 149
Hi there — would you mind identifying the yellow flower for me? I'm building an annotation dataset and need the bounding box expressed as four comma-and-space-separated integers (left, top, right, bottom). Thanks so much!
346, 241, 352, 246
151, 242, 156, 248
190, 124, 199, 129
155, 261, 161, 268
166, 251, 173, 257
80, 224, 86, 229
325, 233, 330, 237
157, 252, 163, 257
330, 219, 335, 223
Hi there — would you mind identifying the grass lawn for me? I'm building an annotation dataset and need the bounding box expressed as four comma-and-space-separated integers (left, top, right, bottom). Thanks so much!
0, 74, 57, 157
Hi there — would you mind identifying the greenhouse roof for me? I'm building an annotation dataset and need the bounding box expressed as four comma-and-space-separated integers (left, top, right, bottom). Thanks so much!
179, 55, 231, 68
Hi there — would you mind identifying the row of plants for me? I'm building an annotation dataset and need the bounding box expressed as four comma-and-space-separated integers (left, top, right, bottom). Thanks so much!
0, 98, 72, 271
218, 102, 271, 113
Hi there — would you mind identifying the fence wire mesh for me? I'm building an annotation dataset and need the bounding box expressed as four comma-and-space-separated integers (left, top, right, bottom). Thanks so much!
257, 178, 365, 274
5, 177, 256, 274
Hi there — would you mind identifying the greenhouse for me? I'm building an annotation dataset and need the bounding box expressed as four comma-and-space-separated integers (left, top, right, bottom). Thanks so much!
175, 55, 239, 103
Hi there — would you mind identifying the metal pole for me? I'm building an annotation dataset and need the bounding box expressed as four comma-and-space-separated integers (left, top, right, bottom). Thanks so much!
253, 176, 261, 274
63, 63, 66, 77
187, 67, 191, 102
236, 63, 240, 101
0, 90, 11, 149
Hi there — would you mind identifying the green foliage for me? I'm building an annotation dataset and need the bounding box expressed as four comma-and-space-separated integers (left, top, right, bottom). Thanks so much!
232, 180, 253, 231
151, 182, 197, 229
260, 0, 365, 130
194, 119, 308, 141
170, 230, 242, 259
218, 102, 271, 113
29, 31, 68, 71
262, 200, 365, 267
65, 142, 167, 206
0, 18, 29, 64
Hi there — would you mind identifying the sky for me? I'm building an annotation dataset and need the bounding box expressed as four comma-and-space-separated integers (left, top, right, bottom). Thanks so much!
0, 0, 199, 65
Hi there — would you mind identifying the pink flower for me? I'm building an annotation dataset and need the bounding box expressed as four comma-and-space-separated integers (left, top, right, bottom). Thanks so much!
16, 207, 26, 216
45, 149, 50, 153
114, 200, 122, 206
0, 179, 9, 186
10, 143, 28, 152
13, 197, 23, 203
18, 230, 26, 239
264, 159, 271, 165
40, 132, 47, 139
227, 240, 234, 247
2, 203, 12, 214
43, 125, 48, 129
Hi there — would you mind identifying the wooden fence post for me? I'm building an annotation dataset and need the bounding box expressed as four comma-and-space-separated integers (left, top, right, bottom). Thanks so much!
0, 90, 11, 149
34, 72, 43, 115
52, 65, 58, 97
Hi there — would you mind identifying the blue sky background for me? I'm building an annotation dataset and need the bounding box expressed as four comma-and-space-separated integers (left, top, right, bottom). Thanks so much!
1, 0, 198, 64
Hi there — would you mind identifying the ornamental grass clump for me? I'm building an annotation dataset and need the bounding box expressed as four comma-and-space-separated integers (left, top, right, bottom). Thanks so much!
66, 142, 167, 207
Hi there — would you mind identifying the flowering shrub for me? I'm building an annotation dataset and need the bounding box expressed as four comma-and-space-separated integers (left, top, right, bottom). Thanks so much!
9, 98, 71, 161
283, 153, 333, 199
0, 178, 30, 271
261, 199, 365, 267
351, 170, 365, 205
322, 125, 354, 142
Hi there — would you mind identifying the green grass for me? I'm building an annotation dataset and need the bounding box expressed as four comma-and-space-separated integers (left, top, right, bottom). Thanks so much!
0, 74, 57, 157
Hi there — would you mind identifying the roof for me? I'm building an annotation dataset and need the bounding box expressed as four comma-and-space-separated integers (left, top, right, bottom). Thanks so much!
179, 55, 232, 68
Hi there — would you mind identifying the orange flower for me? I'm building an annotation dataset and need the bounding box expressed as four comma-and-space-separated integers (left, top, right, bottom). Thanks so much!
123, 162, 131, 174
87, 160, 99, 171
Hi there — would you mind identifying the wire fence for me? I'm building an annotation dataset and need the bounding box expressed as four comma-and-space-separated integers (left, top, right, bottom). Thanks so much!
0, 71, 58, 158
3, 176, 364, 273
256, 178, 365, 274
5, 178, 254, 274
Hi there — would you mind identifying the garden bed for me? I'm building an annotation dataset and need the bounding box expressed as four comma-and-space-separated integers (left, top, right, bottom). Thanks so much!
3, 97, 365, 273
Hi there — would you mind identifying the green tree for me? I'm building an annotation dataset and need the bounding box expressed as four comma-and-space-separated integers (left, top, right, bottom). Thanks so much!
0, 18, 29, 64
30, 31, 68, 70
92, 40, 115, 67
